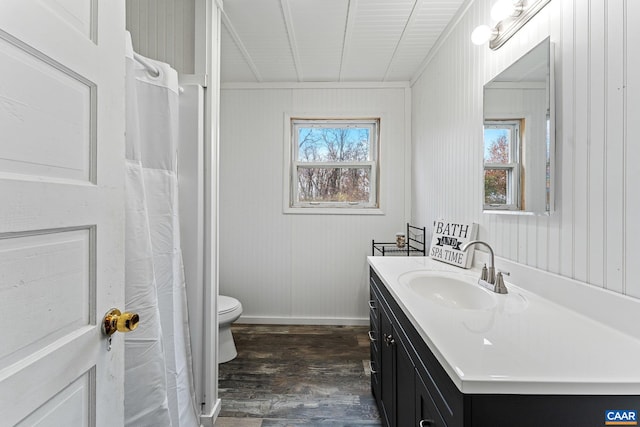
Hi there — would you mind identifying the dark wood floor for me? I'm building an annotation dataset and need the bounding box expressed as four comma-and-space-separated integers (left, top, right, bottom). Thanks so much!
216, 324, 382, 427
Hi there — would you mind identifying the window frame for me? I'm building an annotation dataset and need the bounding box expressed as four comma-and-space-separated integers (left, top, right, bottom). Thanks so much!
483, 120, 522, 211
284, 115, 382, 214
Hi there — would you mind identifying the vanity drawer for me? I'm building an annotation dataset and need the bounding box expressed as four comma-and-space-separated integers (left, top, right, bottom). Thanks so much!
369, 279, 382, 355
369, 355, 381, 400
369, 280, 379, 322
369, 278, 382, 403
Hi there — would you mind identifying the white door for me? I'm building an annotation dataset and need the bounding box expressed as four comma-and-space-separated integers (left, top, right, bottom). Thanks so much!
0, 1, 126, 426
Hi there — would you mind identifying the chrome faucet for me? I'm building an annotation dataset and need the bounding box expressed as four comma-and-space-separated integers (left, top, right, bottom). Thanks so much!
461, 240, 508, 294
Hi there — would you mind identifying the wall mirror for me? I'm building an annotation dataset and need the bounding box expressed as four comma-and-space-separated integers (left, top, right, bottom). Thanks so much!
483, 37, 554, 215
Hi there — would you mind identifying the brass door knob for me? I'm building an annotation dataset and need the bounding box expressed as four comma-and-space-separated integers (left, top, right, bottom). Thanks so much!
102, 308, 140, 336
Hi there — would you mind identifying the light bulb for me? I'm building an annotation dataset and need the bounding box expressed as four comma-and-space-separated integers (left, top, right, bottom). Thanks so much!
471, 25, 495, 45
491, 0, 522, 21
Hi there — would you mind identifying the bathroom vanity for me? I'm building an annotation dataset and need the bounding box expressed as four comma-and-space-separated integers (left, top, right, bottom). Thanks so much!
368, 257, 640, 427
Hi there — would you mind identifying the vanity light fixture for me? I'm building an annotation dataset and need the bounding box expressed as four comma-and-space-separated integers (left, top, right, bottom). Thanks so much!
471, 0, 550, 50
471, 24, 498, 46
471, 0, 523, 46
490, 0, 524, 21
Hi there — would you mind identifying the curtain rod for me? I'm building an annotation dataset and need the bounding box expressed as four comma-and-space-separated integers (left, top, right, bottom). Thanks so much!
133, 52, 160, 78
132, 52, 185, 93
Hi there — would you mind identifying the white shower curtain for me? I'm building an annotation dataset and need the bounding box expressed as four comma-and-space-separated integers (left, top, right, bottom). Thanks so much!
124, 34, 199, 427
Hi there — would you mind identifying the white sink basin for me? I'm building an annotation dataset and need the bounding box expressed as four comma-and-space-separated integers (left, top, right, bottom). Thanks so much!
398, 271, 496, 310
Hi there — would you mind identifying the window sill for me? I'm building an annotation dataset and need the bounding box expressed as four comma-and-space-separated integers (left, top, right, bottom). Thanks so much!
284, 206, 385, 215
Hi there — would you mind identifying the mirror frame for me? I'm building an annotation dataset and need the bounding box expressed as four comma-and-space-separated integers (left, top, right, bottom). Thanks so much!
482, 37, 555, 215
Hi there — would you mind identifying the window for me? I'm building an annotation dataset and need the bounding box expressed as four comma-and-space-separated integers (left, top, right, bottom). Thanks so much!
483, 120, 521, 210
286, 118, 379, 211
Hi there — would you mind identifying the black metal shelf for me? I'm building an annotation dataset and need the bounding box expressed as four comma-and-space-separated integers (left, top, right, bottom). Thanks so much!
372, 223, 426, 256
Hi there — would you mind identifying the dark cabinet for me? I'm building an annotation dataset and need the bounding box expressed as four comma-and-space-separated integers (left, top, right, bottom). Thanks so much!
371, 269, 457, 427
370, 267, 640, 427
381, 303, 415, 427
368, 288, 381, 404
416, 372, 446, 427
378, 301, 394, 425
394, 327, 416, 427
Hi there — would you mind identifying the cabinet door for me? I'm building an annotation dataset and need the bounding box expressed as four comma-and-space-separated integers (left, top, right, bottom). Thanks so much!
416, 373, 447, 427
379, 304, 395, 427
394, 325, 416, 427
380, 304, 417, 427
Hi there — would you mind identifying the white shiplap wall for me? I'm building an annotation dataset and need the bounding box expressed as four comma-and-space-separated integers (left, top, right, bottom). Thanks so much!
412, 0, 640, 299
220, 84, 411, 323
126, 0, 196, 74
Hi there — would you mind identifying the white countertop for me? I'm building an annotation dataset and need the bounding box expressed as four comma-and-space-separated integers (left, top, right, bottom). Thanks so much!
368, 256, 640, 395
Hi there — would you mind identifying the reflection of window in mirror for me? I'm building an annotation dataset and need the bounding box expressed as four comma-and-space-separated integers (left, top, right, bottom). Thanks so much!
545, 110, 551, 212
483, 120, 523, 210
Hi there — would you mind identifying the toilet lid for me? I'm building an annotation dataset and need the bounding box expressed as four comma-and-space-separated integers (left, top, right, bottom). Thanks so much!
219, 295, 241, 315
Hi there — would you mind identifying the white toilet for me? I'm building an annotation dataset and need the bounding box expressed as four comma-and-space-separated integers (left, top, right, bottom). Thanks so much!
218, 295, 243, 363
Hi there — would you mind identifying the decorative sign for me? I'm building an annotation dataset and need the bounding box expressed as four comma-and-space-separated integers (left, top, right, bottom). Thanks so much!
429, 219, 478, 268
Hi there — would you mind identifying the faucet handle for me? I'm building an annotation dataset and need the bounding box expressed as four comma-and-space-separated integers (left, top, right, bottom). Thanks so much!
480, 263, 488, 281
494, 271, 509, 294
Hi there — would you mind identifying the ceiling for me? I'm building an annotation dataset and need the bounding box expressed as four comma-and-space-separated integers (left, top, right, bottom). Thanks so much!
220, 0, 467, 84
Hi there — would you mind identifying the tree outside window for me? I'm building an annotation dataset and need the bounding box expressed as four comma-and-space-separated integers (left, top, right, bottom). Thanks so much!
290, 119, 379, 209
483, 120, 521, 210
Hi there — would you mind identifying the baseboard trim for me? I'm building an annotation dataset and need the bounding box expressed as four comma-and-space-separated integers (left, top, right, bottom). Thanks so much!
236, 316, 369, 326
199, 398, 221, 427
